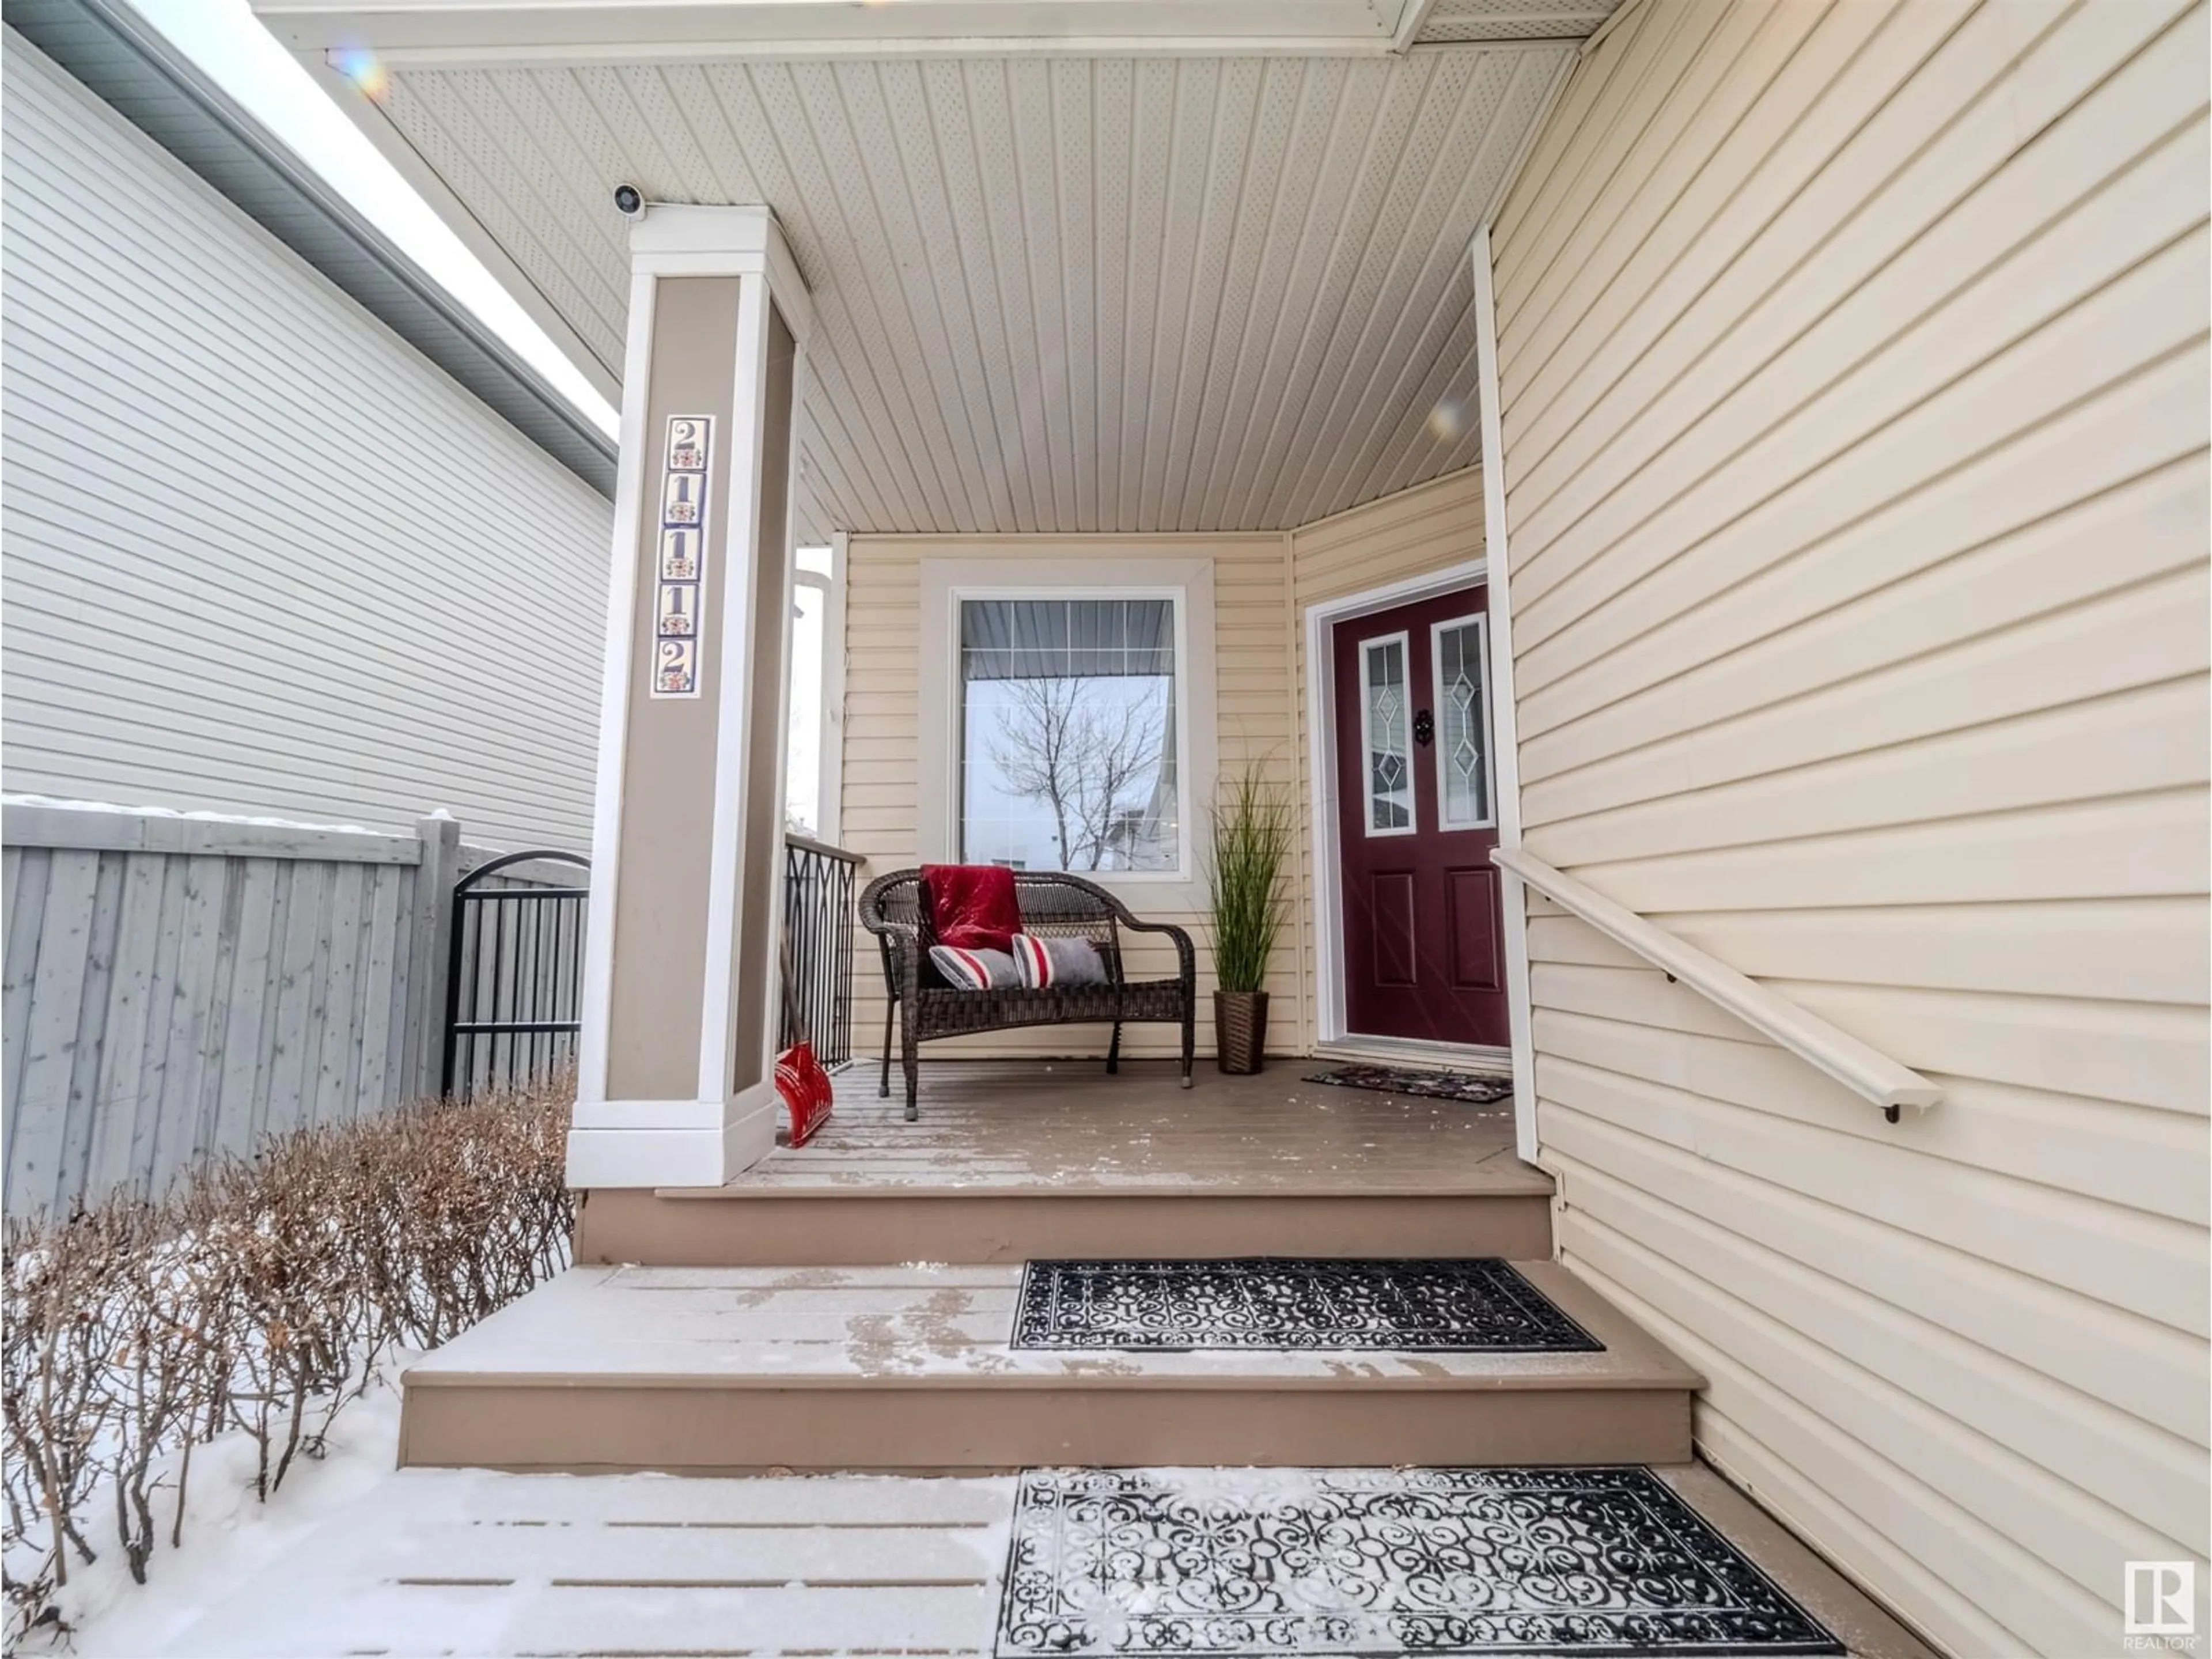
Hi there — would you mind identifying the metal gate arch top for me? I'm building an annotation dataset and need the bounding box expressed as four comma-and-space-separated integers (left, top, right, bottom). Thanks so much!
444, 850, 590, 1099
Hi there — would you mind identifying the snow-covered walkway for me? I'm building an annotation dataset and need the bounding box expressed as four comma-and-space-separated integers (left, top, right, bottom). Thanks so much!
59, 1454, 1936, 1658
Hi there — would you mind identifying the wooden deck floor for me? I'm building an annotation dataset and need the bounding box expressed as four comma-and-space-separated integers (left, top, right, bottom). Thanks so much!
728, 1058, 1541, 1194
576, 1060, 1552, 1266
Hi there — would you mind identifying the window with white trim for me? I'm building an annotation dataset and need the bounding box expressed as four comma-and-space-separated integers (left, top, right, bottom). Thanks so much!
958, 596, 1181, 874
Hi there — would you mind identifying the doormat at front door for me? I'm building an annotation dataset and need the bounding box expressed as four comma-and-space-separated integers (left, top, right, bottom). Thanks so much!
995, 1465, 1846, 1657
1306, 1062, 1513, 1104
1010, 1257, 1601, 1352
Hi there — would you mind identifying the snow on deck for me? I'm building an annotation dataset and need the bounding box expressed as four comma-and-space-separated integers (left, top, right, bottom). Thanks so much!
136, 1461, 1929, 1659
404, 1262, 1696, 1388
159, 1468, 1013, 1657
721, 1060, 1544, 1192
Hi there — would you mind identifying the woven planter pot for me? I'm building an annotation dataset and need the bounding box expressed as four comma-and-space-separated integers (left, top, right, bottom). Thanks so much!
1213, 990, 1269, 1075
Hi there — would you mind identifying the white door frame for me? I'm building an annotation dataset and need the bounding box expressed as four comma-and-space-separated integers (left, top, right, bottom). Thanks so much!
1306, 560, 1510, 1054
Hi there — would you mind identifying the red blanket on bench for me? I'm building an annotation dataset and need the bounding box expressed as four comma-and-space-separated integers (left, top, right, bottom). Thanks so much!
921, 863, 1021, 953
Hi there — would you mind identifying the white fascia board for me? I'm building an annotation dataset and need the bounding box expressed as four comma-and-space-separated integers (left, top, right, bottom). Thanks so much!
250, 1, 1406, 61
355, 34, 1587, 65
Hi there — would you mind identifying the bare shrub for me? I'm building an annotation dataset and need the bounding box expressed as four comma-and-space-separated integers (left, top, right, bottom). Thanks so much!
194, 1143, 366, 1504
2, 1206, 127, 1600
338, 1082, 572, 1349
105, 1201, 221, 1585
1, 1078, 573, 1643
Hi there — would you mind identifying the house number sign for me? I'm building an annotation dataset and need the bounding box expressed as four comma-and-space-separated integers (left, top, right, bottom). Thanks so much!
651, 415, 713, 698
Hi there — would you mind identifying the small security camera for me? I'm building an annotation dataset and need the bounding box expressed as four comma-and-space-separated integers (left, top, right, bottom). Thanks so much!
613, 183, 645, 219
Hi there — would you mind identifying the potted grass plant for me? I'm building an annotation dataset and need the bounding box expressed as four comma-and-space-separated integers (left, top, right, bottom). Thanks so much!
1204, 758, 1294, 1074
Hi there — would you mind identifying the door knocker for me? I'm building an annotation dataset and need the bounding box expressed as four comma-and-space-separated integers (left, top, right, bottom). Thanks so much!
1412, 708, 1435, 747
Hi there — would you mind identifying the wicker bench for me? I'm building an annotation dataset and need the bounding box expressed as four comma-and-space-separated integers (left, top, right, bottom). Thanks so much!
858, 868, 1196, 1119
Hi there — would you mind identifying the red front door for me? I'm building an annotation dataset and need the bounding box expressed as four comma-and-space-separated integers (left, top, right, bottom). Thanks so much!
1332, 586, 1509, 1047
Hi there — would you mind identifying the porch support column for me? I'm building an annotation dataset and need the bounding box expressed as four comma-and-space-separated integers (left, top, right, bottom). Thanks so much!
569, 206, 812, 1189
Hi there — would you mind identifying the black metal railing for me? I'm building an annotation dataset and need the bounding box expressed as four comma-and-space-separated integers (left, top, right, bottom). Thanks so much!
444, 850, 590, 1099
783, 835, 861, 1069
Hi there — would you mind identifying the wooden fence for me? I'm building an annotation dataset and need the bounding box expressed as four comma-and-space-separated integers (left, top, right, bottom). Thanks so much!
0, 802, 560, 1217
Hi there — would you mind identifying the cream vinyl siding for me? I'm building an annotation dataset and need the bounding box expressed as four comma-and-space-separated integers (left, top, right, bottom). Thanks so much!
1287, 468, 1487, 1052
1488, 1, 2210, 1653
840, 534, 1297, 1061
1, 36, 611, 851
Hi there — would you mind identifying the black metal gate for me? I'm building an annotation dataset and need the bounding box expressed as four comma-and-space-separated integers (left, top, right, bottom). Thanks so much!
444, 850, 590, 1098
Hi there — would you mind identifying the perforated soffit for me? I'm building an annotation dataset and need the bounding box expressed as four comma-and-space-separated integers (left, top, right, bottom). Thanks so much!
374, 44, 1576, 534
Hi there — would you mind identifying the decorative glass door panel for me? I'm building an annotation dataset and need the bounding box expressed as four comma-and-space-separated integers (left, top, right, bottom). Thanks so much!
1432, 615, 1494, 830
1359, 632, 1414, 835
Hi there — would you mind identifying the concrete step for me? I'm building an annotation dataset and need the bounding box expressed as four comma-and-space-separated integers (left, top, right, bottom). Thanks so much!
399, 1260, 1699, 1474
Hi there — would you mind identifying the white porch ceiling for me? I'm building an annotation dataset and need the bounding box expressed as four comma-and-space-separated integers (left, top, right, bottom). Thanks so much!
257, 6, 1605, 533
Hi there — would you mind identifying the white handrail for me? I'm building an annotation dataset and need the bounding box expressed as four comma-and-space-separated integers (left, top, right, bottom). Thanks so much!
1491, 846, 1940, 1120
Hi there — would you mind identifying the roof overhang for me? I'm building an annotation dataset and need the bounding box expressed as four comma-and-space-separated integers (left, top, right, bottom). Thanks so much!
9, 0, 620, 495
249, 0, 1618, 536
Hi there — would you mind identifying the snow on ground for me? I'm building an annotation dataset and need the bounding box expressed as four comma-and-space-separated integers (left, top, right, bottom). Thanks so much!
27, 1354, 414, 1659
18, 1349, 1018, 1659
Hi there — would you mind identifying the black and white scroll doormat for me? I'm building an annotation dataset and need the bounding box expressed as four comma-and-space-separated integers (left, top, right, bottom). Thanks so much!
1012, 1259, 1601, 1353
995, 1466, 1844, 1657
1306, 1064, 1514, 1105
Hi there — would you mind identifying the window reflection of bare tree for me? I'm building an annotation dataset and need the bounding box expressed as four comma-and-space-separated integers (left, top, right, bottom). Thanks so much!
987, 677, 1164, 871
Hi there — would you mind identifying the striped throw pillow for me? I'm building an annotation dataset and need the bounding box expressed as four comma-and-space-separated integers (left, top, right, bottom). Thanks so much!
1012, 933, 1108, 988
928, 944, 1018, 990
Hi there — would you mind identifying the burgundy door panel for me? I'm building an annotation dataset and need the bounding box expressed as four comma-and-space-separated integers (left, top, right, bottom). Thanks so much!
1446, 866, 1502, 991
1334, 586, 1509, 1047
1369, 871, 1419, 987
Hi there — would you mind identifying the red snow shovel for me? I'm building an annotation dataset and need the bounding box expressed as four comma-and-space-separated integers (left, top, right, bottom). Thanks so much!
775, 941, 835, 1148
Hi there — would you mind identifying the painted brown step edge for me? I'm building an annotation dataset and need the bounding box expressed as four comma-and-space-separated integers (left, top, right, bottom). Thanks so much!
403, 1366, 1699, 1394
574, 1188, 1556, 1266
399, 1381, 1692, 1474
